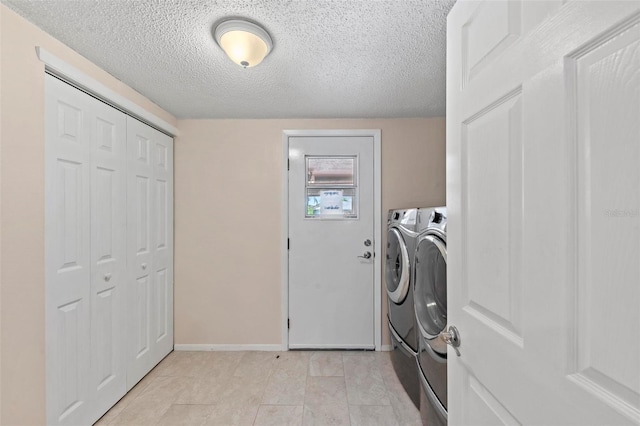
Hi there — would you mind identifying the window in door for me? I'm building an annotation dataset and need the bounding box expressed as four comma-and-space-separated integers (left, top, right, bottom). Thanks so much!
305, 156, 358, 219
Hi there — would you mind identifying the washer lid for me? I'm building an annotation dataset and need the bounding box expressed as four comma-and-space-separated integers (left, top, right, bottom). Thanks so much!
385, 228, 410, 304
414, 234, 447, 354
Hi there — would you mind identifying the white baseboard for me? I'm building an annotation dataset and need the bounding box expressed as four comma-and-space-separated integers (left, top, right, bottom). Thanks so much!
174, 344, 393, 352
288, 344, 375, 350
174, 344, 283, 352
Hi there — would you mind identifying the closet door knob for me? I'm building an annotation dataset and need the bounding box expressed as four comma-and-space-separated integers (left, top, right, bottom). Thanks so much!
141, 263, 147, 270
104, 273, 112, 282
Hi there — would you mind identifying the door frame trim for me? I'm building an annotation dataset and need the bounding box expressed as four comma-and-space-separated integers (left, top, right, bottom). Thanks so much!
281, 129, 382, 351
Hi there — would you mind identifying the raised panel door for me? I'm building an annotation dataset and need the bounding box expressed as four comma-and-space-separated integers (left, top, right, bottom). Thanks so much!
89, 98, 127, 419
45, 74, 92, 426
152, 134, 174, 358
447, 1, 640, 424
571, 15, 640, 417
46, 75, 174, 422
126, 117, 173, 388
126, 118, 156, 388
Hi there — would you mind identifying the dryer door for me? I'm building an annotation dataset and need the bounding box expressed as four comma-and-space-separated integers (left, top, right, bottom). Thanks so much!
385, 228, 410, 304
414, 233, 448, 355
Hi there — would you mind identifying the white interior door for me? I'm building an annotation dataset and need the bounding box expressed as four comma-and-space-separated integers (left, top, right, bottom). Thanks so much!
89, 86, 128, 418
46, 74, 93, 426
151, 124, 174, 360
45, 74, 127, 425
46, 74, 173, 422
447, 1, 640, 424
288, 135, 375, 349
126, 117, 174, 388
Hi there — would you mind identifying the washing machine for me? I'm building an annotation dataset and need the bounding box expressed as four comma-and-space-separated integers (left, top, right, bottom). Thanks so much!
386, 207, 425, 409
414, 207, 448, 426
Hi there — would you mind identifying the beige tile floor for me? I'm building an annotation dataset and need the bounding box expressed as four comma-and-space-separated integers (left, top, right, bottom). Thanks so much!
95, 350, 421, 426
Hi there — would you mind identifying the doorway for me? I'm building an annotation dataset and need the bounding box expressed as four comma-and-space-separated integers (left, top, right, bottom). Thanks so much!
281, 130, 381, 350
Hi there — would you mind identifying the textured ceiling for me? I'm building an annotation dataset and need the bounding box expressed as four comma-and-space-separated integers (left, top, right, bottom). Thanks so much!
3, 0, 456, 119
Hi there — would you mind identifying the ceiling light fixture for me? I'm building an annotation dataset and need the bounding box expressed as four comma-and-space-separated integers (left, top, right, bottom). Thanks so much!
214, 19, 273, 69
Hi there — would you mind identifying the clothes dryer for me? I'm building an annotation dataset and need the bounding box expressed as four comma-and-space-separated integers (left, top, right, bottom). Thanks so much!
386, 208, 419, 348
386, 207, 434, 409
414, 207, 448, 426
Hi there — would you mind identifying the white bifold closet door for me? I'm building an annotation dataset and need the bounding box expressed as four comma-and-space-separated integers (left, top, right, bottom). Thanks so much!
126, 117, 174, 388
45, 74, 127, 425
45, 74, 174, 425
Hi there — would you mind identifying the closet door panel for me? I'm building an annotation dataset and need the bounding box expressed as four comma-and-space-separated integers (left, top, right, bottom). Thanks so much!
126, 118, 159, 388
89, 100, 127, 418
155, 268, 169, 342
153, 135, 174, 357
130, 171, 152, 370
133, 275, 151, 356
47, 75, 174, 422
126, 118, 174, 388
45, 75, 92, 426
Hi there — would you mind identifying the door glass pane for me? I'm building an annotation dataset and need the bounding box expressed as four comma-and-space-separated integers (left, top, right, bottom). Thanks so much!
307, 157, 356, 186
305, 156, 358, 219
306, 188, 357, 218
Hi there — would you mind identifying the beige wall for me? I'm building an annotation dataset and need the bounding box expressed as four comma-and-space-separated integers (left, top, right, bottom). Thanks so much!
174, 118, 446, 347
0, 5, 176, 424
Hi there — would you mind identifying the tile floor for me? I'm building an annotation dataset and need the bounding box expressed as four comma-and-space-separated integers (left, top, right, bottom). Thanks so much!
95, 350, 421, 426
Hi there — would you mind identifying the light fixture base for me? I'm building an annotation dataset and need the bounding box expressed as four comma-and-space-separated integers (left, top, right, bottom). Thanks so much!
214, 19, 273, 68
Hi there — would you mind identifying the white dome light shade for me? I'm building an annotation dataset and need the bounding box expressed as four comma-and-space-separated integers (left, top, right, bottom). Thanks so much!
215, 20, 273, 68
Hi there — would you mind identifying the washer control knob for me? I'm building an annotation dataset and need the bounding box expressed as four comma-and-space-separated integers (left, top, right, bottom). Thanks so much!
431, 211, 443, 224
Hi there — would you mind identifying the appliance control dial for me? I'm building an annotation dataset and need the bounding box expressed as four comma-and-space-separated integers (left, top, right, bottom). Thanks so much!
430, 211, 443, 224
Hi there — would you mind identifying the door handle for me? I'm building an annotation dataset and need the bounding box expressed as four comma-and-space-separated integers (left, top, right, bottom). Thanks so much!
358, 251, 372, 259
141, 263, 147, 270
104, 273, 112, 282
440, 325, 461, 356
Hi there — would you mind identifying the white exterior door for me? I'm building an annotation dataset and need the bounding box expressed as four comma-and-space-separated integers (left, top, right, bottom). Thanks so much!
447, 1, 639, 425
126, 117, 174, 388
288, 135, 375, 349
45, 74, 127, 425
